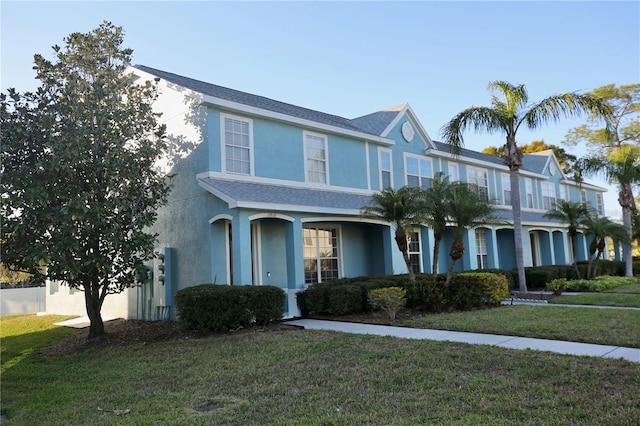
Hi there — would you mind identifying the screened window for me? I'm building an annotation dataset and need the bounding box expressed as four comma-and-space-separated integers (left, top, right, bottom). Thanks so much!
448, 163, 459, 182
223, 115, 252, 175
468, 167, 489, 201
525, 178, 534, 208
405, 155, 432, 188
596, 193, 604, 216
305, 132, 328, 184
475, 229, 488, 269
303, 227, 340, 284
379, 149, 393, 190
541, 182, 557, 210
408, 230, 422, 274
502, 173, 511, 205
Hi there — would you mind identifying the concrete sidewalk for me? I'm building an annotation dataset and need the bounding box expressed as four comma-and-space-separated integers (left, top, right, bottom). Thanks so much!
287, 319, 640, 363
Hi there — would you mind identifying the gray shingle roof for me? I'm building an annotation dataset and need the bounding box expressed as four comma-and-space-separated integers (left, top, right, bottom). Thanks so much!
134, 65, 375, 135
350, 110, 399, 135
199, 177, 373, 212
522, 153, 551, 174
432, 141, 506, 167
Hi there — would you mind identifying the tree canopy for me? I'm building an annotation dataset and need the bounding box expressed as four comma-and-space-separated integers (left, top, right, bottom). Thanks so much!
0, 22, 171, 338
482, 140, 577, 173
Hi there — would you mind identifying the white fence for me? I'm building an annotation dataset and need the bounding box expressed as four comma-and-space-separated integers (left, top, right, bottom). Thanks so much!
1, 287, 46, 316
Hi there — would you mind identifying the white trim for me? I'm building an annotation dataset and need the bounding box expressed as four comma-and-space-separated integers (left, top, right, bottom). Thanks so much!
302, 216, 383, 224
303, 130, 330, 185
403, 152, 433, 187
467, 166, 489, 200
251, 222, 262, 285
220, 112, 255, 176
248, 212, 295, 222
129, 66, 396, 147
408, 228, 423, 273
209, 214, 233, 224
378, 147, 393, 190
225, 221, 232, 285
379, 104, 436, 149
302, 225, 343, 284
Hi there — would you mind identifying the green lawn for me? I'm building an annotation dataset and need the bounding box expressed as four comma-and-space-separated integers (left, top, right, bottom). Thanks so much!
552, 283, 640, 308
404, 305, 640, 348
2, 314, 640, 425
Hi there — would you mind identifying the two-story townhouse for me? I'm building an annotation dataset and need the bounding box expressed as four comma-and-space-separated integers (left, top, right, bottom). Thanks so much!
45, 65, 609, 321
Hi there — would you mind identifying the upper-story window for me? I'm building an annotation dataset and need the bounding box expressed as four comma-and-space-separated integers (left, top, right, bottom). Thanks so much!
596, 193, 604, 216
448, 163, 459, 182
581, 189, 587, 207
525, 178, 534, 208
541, 181, 556, 210
222, 114, 253, 175
304, 131, 328, 184
405, 155, 432, 188
501, 173, 511, 205
379, 148, 393, 190
558, 185, 567, 201
467, 167, 488, 201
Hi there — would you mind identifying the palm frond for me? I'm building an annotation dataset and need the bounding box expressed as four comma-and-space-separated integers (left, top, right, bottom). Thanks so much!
439, 107, 506, 153
522, 93, 613, 132
487, 81, 528, 115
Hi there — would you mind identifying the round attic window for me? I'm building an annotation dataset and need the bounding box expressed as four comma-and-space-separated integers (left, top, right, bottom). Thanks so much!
401, 121, 415, 142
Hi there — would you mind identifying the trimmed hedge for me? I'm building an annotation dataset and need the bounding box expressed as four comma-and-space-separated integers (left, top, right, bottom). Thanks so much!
297, 272, 509, 316
175, 284, 285, 332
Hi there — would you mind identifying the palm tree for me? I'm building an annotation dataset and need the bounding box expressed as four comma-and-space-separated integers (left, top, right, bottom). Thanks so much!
543, 200, 589, 279
440, 81, 611, 293
581, 213, 629, 279
444, 182, 498, 287
581, 145, 640, 277
361, 186, 425, 282
422, 172, 455, 278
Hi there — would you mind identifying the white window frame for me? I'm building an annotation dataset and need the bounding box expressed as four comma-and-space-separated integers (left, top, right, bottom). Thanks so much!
303, 226, 341, 284
581, 189, 587, 207
408, 228, 423, 274
404, 154, 432, 188
525, 178, 534, 208
558, 184, 567, 201
475, 229, 488, 270
304, 131, 329, 185
448, 162, 459, 182
596, 193, 604, 216
501, 173, 511, 206
378, 148, 393, 190
221, 113, 254, 176
467, 167, 489, 201
541, 181, 557, 210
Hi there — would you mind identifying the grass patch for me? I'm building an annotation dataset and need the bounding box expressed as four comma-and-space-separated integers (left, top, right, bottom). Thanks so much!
1, 314, 77, 375
552, 293, 640, 308
1, 315, 639, 425
404, 305, 640, 348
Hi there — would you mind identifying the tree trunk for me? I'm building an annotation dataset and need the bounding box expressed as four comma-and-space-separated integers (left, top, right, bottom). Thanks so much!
432, 232, 443, 278
445, 237, 464, 287
507, 160, 527, 292
395, 229, 415, 282
619, 184, 634, 277
570, 233, 581, 279
84, 282, 106, 340
586, 239, 597, 280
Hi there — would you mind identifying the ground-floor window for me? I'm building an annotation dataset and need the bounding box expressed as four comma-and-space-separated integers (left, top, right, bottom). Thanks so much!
475, 229, 488, 269
303, 227, 340, 284
408, 229, 422, 273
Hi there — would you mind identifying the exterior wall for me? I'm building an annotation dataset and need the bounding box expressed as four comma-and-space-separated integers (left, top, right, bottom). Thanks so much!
46, 281, 131, 318
1, 287, 46, 316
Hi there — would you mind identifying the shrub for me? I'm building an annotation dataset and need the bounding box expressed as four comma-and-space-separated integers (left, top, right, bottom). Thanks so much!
450, 273, 509, 309
326, 285, 363, 315
368, 287, 406, 320
546, 278, 567, 295
175, 284, 285, 332
564, 276, 640, 292
403, 278, 448, 313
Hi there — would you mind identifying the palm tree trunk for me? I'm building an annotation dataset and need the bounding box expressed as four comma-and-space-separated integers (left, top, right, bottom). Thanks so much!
570, 234, 581, 279
509, 168, 527, 293
620, 184, 634, 277
445, 258, 458, 287
432, 234, 442, 278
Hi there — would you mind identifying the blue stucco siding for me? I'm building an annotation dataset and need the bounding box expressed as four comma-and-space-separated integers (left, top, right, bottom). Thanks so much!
259, 219, 289, 288
339, 223, 387, 277
206, 109, 222, 172
328, 135, 368, 189
254, 120, 305, 181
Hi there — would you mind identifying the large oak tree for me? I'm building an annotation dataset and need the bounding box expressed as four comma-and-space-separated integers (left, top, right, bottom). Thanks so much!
1, 22, 171, 339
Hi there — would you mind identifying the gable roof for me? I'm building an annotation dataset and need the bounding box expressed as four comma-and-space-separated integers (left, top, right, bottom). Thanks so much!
134, 65, 384, 137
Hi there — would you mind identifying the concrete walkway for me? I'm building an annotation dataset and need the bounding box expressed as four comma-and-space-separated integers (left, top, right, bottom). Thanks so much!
287, 319, 640, 363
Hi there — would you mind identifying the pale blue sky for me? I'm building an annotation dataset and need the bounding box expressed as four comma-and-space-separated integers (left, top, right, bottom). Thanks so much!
2, 1, 639, 216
